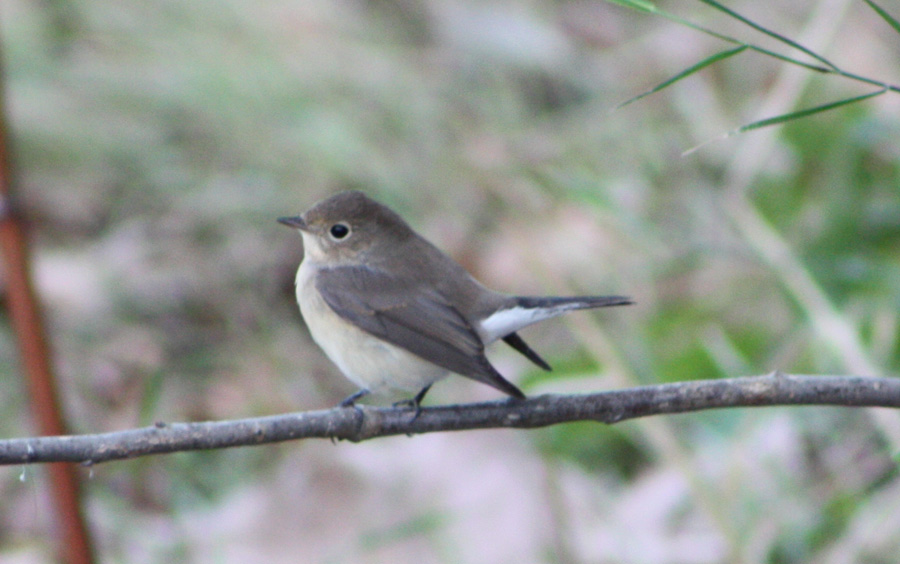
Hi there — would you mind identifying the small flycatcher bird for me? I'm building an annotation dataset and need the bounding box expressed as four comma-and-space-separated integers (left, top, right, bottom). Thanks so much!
279, 191, 631, 409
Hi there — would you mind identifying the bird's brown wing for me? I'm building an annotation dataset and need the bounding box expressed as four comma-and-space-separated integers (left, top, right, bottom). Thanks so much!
315, 266, 524, 398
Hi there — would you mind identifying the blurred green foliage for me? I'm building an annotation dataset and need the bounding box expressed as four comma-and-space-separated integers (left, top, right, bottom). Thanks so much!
537, 422, 652, 479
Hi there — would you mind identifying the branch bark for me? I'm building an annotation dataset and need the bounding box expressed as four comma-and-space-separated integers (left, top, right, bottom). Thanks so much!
2, 373, 898, 466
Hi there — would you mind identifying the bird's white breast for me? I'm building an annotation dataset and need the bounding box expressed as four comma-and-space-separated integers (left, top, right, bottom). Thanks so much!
295, 259, 448, 395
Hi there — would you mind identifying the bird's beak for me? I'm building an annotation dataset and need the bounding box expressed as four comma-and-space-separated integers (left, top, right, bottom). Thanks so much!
277, 215, 307, 230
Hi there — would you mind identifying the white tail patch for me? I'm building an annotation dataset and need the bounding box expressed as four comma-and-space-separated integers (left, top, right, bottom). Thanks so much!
478, 304, 579, 343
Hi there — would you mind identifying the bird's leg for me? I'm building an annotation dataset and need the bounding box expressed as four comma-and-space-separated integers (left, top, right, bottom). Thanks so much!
411, 384, 432, 408
339, 389, 370, 408
326, 389, 370, 443
393, 384, 432, 422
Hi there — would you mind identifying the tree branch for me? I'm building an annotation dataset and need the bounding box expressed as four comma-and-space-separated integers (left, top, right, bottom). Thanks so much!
2, 373, 898, 466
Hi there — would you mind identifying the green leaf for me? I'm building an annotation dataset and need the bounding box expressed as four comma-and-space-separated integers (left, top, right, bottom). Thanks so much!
863, 0, 900, 35
617, 45, 749, 108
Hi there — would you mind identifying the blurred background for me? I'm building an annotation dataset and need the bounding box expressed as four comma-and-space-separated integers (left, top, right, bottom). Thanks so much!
1, 0, 899, 562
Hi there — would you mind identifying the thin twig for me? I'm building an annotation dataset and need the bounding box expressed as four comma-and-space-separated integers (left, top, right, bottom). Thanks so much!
1, 373, 897, 466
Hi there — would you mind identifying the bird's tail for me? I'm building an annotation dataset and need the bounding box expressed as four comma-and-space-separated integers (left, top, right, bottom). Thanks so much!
480, 295, 633, 345
515, 295, 633, 312
490, 295, 632, 372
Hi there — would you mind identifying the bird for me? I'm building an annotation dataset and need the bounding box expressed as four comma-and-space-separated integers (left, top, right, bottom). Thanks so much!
279, 190, 632, 410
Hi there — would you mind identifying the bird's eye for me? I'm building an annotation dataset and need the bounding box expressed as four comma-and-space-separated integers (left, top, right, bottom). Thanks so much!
329, 223, 351, 240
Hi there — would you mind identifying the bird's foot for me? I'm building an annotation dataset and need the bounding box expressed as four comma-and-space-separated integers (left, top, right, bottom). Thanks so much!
393, 384, 432, 424
339, 389, 370, 408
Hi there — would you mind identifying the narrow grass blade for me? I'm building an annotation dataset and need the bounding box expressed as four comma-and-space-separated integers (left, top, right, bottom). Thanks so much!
697, 0, 839, 71
604, 0, 658, 13
683, 88, 888, 155
606, 1, 834, 75
863, 0, 900, 35
737, 88, 888, 132
617, 45, 748, 108
605, 0, 899, 95
746, 46, 831, 73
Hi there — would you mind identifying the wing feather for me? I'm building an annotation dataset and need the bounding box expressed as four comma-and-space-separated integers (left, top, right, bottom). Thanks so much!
315, 266, 523, 397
